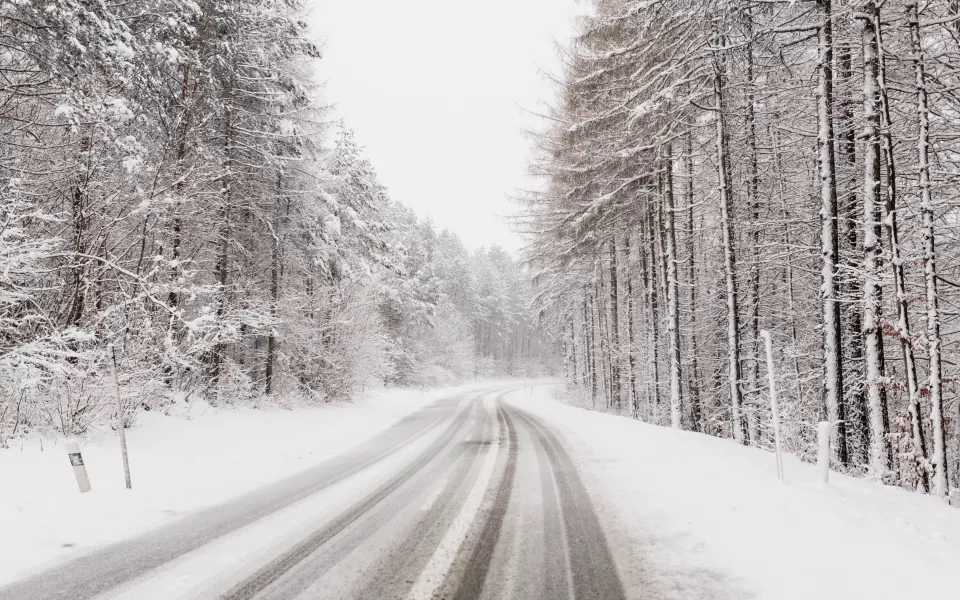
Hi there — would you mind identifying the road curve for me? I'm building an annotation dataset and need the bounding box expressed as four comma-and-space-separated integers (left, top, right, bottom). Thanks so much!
0, 386, 626, 600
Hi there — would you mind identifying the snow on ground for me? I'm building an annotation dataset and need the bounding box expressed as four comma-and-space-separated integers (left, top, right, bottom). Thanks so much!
509, 386, 960, 600
0, 381, 501, 586
6, 379, 957, 598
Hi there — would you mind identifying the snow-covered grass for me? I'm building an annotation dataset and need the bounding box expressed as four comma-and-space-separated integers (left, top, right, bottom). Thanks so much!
0, 382, 504, 585
509, 386, 960, 600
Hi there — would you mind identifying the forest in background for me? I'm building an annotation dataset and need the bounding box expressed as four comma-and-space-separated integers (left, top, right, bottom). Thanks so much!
0, 0, 557, 446
525, 0, 960, 498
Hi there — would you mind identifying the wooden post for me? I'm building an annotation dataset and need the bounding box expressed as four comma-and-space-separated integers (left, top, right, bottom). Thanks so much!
818, 422, 832, 485
760, 331, 784, 482
109, 344, 132, 489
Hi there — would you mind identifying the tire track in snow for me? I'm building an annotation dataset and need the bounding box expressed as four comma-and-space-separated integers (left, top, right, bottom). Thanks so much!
0, 389, 489, 600
448, 401, 519, 600
401, 393, 504, 600
510, 407, 626, 600
219, 397, 483, 600
255, 398, 497, 600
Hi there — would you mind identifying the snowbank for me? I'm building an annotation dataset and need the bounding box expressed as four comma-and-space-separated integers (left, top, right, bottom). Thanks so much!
510, 387, 960, 599
0, 382, 501, 585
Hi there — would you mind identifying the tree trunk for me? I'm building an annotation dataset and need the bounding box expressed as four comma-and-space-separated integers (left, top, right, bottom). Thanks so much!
684, 133, 702, 431
211, 95, 234, 393
838, 42, 869, 465
744, 5, 761, 446
607, 239, 622, 410
908, 1, 949, 497
771, 126, 804, 404
641, 203, 662, 422
714, 41, 745, 444
624, 234, 639, 416
584, 294, 597, 406
569, 318, 578, 386
265, 172, 282, 396
874, 11, 927, 490
168, 64, 191, 312
66, 133, 93, 329
861, 5, 891, 480
587, 289, 600, 409
816, 0, 848, 465
664, 145, 683, 429
597, 257, 613, 408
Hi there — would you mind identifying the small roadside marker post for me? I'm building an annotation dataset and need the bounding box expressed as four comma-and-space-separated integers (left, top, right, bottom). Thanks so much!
66, 439, 91, 493
760, 330, 784, 482
109, 344, 132, 490
817, 421, 831, 485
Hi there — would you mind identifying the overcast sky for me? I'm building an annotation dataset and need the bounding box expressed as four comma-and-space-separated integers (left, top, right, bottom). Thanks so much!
307, 0, 583, 252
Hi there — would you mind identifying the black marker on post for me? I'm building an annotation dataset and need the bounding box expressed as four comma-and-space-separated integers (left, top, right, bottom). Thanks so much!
65, 439, 91, 493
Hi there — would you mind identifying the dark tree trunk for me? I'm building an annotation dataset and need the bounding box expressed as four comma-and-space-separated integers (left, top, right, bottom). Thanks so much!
608, 238, 622, 409
685, 133, 702, 431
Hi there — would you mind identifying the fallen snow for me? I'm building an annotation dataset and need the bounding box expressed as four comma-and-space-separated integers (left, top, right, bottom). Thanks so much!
5, 380, 957, 598
406, 393, 501, 600
100, 402, 457, 600
509, 386, 960, 600
0, 382, 499, 585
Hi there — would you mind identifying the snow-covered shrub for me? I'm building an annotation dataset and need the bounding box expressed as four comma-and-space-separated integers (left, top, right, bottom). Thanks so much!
408, 303, 475, 387
475, 355, 498, 380
278, 284, 393, 402
213, 358, 258, 406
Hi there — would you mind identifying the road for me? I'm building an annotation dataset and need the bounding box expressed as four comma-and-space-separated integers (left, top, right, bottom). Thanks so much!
0, 386, 626, 600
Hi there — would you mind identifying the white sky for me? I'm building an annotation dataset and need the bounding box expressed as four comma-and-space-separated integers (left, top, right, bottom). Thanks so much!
307, 0, 583, 252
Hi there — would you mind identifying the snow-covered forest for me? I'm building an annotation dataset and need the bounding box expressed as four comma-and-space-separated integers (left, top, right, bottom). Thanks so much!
525, 0, 960, 497
0, 0, 556, 446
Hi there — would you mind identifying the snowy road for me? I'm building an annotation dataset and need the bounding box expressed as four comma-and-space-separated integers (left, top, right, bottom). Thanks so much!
0, 386, 625, 600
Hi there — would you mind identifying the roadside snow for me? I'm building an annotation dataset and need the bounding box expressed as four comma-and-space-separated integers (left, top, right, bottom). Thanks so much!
0, 383, 488, 585
6, 380, 956, 598
508, 386, 960, 600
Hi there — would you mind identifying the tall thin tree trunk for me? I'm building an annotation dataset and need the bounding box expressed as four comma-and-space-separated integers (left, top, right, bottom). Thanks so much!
265, 172, 282, 396
624, 234, 639, 415
861, 5, 891, 479
569, 318, 579, 387
211, 101, 234, 392
838, 42, 869, 465
642, 204, 662, 422
908, 1, 949, 497
589, 287, 602, 409
608, 239, 622, 410
685, 133, 702, 431
744, 5, 761, 446
714, 41, 745, 444
168, 65, 191, 312
655, 181, 669, 328
875, 13, 927, 488
664, 145, 683, 429
66, 133, 93, 329
584, 293, 597, 406
816, 0, 848, 464
771, 126, 804, 403
597, 256, 613, 408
